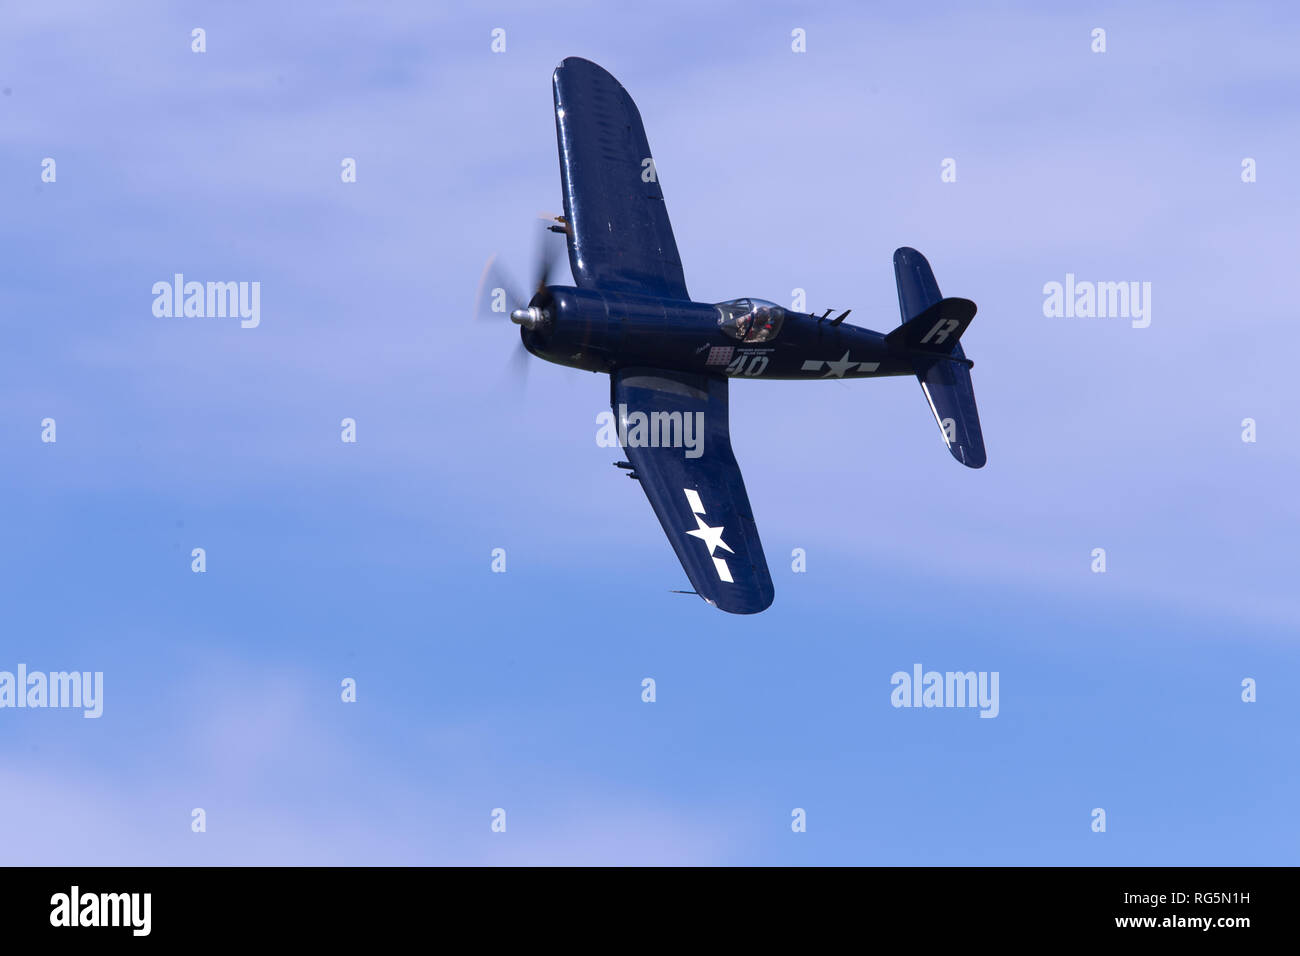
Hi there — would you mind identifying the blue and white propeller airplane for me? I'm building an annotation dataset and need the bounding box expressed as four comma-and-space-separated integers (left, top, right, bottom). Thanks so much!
480, 57, 986, 614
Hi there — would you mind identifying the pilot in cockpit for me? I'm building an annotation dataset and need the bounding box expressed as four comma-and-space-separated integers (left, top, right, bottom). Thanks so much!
715, 297, 785, 344
733, 310, 752, 340
748, 305, 778, 341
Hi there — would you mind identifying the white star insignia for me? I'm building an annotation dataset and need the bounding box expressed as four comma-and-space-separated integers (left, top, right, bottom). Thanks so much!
822, 351, 858, 378
686, 514, 734, 556
803, 353, 875, 378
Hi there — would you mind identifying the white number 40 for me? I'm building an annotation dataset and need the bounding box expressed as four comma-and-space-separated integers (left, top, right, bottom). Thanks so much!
727, 355, 769, 376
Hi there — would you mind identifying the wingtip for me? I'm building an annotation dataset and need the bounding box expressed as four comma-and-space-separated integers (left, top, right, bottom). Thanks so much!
953, 445, 987, 469
709, 588, 775, 615
555, 56, 604, 75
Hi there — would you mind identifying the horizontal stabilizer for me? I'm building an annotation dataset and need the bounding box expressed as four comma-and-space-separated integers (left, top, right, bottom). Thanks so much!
917, 349, 985, 468
892, 246, 986, 468
894, 246, 943, 322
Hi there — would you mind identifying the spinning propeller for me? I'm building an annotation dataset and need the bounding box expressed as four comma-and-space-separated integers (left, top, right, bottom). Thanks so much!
474, 216, 566, 332
474, 217, 567, 384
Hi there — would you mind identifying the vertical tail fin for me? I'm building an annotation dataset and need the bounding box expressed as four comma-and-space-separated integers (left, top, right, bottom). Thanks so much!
892, 247, 987, 469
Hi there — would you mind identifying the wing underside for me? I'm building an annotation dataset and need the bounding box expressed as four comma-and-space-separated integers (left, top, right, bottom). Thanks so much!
552, 57, 689, 300
613, 368, 773, 614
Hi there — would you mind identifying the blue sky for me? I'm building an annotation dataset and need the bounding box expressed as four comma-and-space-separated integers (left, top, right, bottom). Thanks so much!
1, 0, 1296, 864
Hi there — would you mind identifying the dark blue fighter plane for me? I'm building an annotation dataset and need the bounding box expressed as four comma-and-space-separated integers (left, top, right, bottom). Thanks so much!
486, 57, 986, 614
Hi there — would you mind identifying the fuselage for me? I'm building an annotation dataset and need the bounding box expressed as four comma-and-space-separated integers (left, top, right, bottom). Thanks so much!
521, 285, 915, 381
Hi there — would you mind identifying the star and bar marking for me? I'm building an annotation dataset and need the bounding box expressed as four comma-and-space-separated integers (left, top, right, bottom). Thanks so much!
683, 488, 734, 583
801, 352, 881, 378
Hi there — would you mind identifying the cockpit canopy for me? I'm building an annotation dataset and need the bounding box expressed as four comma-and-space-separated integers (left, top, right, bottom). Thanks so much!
715, 298, 786, 343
